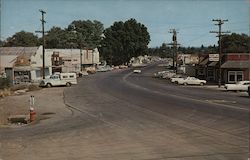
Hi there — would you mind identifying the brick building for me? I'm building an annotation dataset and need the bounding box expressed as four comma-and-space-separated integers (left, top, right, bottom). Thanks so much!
221, 53, 250, 83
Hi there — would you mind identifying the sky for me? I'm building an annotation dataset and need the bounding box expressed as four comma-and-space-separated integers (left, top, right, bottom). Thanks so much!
0, 0, 249, 47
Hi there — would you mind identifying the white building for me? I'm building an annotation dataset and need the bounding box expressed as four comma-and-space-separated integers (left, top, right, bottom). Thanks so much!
45, 48, 100, 73
130, 55, 150, 67
0, 46, 52, 83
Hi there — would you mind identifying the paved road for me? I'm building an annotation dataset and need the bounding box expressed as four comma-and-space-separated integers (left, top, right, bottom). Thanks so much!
0, 64, 249, 160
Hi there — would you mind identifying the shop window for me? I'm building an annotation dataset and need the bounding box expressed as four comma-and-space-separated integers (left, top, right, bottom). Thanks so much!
229, 74, 235, 82
228, 71, 243, 83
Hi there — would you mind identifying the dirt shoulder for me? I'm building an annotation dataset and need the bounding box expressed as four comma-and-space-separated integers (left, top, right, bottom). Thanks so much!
0, 87, 71, 126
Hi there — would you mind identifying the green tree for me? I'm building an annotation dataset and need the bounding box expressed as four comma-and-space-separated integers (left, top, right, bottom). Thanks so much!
222, 33, 250, 53
45, 27, 66, 48
100, 19, 150, 65
44, 20, 104, 49
68, 20, 104, 49
4, 31, 39, 47
159, 43, 171, 58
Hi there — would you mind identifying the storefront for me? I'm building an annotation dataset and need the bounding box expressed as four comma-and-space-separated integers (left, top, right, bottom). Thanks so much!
221, 61, 250, 83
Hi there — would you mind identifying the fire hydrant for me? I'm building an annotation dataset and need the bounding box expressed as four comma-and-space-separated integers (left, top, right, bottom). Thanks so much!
30, 107, 36, 122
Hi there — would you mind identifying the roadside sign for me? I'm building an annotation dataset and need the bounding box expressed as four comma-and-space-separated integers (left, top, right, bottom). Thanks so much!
209, 54, 219, 61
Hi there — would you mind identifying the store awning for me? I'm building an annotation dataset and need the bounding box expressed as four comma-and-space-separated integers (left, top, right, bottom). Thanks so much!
208, 61, 218, 67
13, 66, 41, 71
221, 61, 250, 69
199, 58, 209, 65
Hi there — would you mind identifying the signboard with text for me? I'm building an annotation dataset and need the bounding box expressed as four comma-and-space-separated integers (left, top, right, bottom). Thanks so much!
209, 54, 219, 61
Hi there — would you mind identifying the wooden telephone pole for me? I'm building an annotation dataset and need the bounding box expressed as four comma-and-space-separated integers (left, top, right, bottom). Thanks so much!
168, 29, 180, 73
36, 9, 47, 79
210, 19, 230, 88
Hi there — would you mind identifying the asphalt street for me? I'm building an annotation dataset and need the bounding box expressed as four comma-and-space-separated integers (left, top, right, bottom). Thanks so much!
0, 64, 249, 160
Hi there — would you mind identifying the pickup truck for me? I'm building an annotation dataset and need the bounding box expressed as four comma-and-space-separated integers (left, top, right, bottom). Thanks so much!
40, 73, 77, 87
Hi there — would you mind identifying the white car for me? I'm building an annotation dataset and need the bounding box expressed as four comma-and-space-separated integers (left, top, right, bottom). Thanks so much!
162, 71, 176, 79
133, 69, 141, 73
224, 81, 250, 91
177, 77, 206, 86
170, 75, 187, 83
153, 71, 168, 78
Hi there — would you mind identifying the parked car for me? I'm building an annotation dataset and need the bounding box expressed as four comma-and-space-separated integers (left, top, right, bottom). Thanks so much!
170, 75, 187, 83
153, 71, 168, 78
119, 65, 128, 69
162, 71, 176, 79
40, 73, 77, 87
97, 65, 112, 72
224, 81, 250, 91
176, 77, 206, 86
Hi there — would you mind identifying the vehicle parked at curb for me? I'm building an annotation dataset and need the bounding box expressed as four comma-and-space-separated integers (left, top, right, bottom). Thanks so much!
153, 71, 168, 78
153, 70, 175, 79
170, 75, 187, 83
176, 77, 206, 86
162, 71, 176, 79
97, 65, 112, 72
40, 73, 77, 87
224, 81, 250, 92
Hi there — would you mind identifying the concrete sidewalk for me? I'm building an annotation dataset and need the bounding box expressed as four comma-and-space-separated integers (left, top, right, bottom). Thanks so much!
0, 87, 71, 126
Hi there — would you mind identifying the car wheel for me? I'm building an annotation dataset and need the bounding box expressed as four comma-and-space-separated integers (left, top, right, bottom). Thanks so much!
46, 83, 52, 88
66, 82, 71, 87
200, 82, 205, 86
183, 82, 188, 86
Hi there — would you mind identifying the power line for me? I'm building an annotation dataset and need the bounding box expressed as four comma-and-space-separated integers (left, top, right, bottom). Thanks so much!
210, 19, 230, 88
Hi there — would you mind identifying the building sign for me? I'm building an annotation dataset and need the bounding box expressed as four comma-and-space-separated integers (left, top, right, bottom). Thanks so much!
209, 54, 219, 61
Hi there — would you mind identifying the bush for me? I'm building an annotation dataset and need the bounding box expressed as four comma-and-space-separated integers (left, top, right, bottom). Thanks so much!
0, 78, 10, 89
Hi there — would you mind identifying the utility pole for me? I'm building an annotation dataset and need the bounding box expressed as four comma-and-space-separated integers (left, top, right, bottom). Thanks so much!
168, 29, 180, 73
210, 19, 230, 88
36, 9, 46, 79
80, 48, 83, 72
